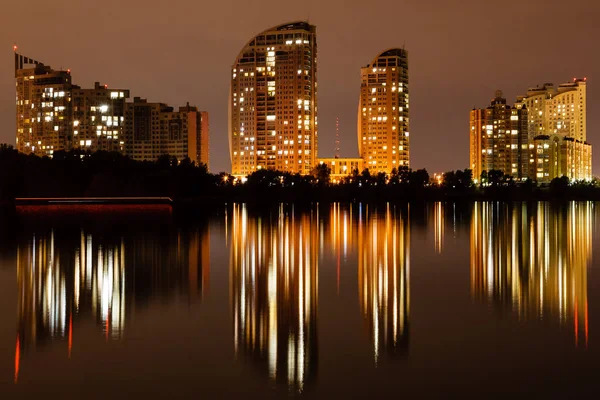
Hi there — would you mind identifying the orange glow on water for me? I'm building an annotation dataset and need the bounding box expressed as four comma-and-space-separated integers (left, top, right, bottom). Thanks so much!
336, 249, 340, 296
68, 315, 73, 358
585, 300, 589, 348
15, 335, 20, 384
575, 297, 578, 347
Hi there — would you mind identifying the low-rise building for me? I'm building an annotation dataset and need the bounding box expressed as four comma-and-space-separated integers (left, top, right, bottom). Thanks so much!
532, 135, 592, 183
317, 158, 364, 183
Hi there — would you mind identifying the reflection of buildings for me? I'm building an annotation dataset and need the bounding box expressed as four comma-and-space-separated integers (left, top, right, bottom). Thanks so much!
434, 202, 445, 254
16, 231, 126, 352
15, 225, 210, 382
470, 202, 591, 346
230, 204, 318, 391
325, 203, 357, 293
358, 205, 410, 362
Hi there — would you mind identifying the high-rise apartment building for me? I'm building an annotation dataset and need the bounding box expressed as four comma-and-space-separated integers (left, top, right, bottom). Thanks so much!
517, 79, 587, 142
517, 78, 591, 182
124, 98, 209, 167
72, 82, 130, 153
15, 53, 73, 156
15, 51, 208, 167
229, 22, 318, 178
469, 91, 529, 181
358, 49, 409, 174
470, 80, 592, 183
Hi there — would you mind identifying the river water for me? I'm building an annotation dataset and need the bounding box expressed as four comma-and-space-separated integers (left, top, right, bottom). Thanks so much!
1, 202, 599, 398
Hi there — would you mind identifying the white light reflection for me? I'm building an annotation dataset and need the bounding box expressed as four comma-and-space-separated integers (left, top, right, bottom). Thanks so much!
470, 202, 591, 347
16, 230, 126, 354
358, 205, 410, 363
230, 204, 318, 391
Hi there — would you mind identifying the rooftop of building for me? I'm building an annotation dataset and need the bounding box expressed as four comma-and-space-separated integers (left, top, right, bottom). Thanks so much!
318, 157, 363, 162
271, 21, 314, 32
522, 78, 586, 99
364, 48, 408, 68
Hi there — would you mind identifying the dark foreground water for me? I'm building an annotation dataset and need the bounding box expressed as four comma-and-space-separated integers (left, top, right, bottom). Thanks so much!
1, 202, 599, 398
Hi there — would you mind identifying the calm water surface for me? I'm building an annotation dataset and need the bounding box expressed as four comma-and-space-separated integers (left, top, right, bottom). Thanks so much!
1, 202, 599, 398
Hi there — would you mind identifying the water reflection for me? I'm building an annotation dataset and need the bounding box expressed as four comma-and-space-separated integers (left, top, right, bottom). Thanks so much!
470, 202, 592, 346
230, 204, 318, 392
358, 205, 410, 363
16, 231, 125, 353
325, 203, 357, 295
434, 202, 445, 254
14, 224, 210, 383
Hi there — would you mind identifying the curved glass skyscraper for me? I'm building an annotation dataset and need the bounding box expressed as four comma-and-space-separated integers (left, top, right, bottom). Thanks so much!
229, 22, 318, 178
358, 49, 409, 174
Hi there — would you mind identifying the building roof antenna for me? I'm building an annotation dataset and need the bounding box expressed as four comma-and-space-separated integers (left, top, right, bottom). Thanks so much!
334, 117, 340, 159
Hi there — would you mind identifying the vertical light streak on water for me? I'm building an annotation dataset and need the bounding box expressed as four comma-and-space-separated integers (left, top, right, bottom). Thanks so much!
74, 249, 80, 311
86, 234, 93, 290
268, 234, 277, 381
298, 226, 305, 391
393, 214, 398, 342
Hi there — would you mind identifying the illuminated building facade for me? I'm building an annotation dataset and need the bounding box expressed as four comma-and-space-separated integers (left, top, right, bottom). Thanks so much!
531, 135, 592, 182
124, 98, 210, 166
317, 157, 364, 183
358, 49, 409, 174
358, 205, 410, 361
469, 90, 529, 181
229, 204, 318, 390
15, 53, 73, 156
470, 202, 591, 346
517, 79, 591, 181
518, 80, 587, 142
72, 82, 130, 152
229, 22, 318, 178
15, 52, 209, 166
470, 80, 592, 182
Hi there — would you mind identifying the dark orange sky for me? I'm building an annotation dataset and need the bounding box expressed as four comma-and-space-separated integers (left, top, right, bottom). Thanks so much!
1, 0, 598, 173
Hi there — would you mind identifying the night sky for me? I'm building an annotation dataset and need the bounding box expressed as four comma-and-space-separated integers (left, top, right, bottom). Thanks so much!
1, 0, 598, 174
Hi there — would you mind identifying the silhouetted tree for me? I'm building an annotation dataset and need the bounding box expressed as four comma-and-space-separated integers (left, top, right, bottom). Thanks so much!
550, 175, 570, 196
409, 169, 429, 188
311, 163, 331, 186
487, 170, 504, 187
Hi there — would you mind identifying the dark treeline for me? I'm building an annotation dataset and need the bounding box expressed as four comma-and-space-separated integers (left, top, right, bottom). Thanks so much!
1, 144, 600, 206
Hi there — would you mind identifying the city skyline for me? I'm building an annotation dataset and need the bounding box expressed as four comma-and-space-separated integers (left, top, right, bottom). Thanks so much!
0, 0, 598, 174
470, 81, 592, 183
14, 53, 210, 167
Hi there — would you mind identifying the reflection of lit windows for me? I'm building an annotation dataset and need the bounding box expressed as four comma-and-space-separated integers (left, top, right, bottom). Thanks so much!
229, 204, 318, 390
470, 203, 591, 346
